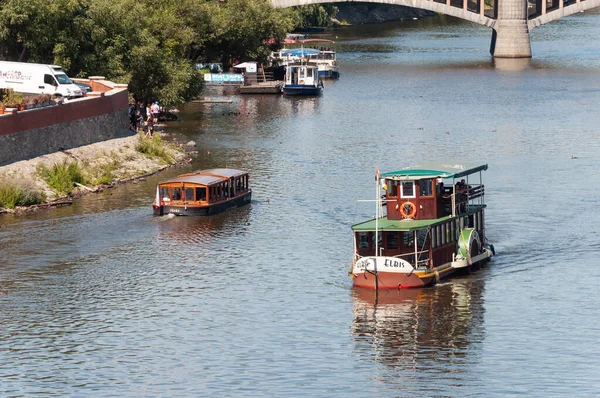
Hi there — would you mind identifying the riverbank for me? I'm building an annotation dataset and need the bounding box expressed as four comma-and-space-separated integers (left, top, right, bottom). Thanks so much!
0, 130, 189, 214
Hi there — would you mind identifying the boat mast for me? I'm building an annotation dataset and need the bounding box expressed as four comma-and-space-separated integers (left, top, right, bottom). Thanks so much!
375, 167, 380, 258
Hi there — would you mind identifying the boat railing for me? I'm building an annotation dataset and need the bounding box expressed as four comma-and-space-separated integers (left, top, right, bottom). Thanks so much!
392, 251, 429, 268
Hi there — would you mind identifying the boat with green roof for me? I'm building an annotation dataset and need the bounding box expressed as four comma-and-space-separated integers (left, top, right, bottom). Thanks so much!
350, 162, 495, 289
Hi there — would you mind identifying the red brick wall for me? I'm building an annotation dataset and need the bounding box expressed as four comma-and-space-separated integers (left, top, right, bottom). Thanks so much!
0, 89, 128, 136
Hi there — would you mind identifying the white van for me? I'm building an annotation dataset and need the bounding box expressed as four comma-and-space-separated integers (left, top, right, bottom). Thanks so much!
0, 61, 84, 99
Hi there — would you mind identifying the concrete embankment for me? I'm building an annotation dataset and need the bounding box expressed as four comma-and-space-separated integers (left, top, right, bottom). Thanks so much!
0, 131, 189, 213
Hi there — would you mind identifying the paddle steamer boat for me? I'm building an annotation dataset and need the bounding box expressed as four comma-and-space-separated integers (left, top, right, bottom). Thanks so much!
350, 162, 494, 289
152, 168, 251, 216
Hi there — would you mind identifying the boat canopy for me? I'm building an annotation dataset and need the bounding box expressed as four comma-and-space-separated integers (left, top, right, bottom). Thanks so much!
160, 168, 247, 186
299, 39, 336, 44
281, 48, 320, 57
160, 174, 224, 186
381, 162, 488, 181
351, 216, 454, 232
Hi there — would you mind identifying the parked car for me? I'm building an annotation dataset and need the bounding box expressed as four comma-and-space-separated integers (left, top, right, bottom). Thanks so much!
74, 82, 92, 94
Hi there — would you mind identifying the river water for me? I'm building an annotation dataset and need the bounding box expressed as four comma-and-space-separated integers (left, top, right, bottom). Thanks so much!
2, 10, 600, 397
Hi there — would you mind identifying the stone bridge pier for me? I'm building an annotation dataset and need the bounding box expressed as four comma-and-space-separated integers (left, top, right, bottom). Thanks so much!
492, 0, 531, 58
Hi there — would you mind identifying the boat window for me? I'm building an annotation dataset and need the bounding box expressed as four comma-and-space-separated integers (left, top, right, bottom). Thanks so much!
307, 68, 313, 78
357, 232, 369, 249
402, 232, 414, 248
196, 187, 206, 201
371, 232, 382, 250
386, 232, 399, 249
185, 188, 194, 201
441, 224, 446, 245
172, 187, 182, 201
450, 221, 455, 242
387, 180, 399, 197
299, 69, 306, 79
419, 179, 433, 197
417, 230, 427, 248
436, 225, 441, 246
160, 187, 170, 201
400, 181, 415, 198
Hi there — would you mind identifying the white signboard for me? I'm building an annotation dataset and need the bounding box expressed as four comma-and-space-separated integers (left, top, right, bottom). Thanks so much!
353, 256, 414, 274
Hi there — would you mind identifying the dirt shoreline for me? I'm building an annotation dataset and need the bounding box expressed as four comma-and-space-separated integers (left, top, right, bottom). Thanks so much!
0, 130, 191, 214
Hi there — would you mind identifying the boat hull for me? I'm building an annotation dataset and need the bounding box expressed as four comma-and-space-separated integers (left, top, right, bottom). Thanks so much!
318, 70, 339, 79
283, 85, 322, 96
350, 249, 493, 290
153, 191, 251, 216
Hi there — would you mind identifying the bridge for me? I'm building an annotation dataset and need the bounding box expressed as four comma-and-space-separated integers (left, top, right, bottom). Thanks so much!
272, 0, 600, 58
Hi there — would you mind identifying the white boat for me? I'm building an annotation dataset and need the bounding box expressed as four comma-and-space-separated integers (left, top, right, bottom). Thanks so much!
299, 39, 340, 79
283, 62, 323, 96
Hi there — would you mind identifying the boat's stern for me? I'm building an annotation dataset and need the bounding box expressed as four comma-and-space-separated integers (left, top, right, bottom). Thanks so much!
152, 202, 164, 216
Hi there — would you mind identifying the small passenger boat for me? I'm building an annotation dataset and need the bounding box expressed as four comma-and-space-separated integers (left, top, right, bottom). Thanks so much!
152, 168, 251, 216
299, 39, 340, 79
349, 162, 495, 289
283, 63, 323, 96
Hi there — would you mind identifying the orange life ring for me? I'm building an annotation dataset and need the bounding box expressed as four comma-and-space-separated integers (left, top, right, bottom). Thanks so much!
399, 202, 417, 219
299, 79, 305, 84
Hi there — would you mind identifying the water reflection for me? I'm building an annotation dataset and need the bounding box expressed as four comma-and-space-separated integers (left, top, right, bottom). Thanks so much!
352, 280, 485, 374
154, 204, 252, 247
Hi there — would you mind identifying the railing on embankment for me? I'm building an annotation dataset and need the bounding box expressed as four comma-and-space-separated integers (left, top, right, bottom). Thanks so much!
0, 78, 129, 166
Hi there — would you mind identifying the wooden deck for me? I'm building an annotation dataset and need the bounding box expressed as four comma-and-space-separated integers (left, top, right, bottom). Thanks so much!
239, 81, 282, 94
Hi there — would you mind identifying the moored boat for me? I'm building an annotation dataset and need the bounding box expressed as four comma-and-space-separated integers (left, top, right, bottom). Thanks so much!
152, 168, 251, 216
350, 162, 495, 289
283, 63, 323, 96
299, 39, 340, 79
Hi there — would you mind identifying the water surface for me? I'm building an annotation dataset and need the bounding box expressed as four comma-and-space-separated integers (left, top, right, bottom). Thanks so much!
2, 10, 600, 397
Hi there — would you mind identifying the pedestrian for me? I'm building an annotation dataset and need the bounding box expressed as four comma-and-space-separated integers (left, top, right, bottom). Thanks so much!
135, 108, 143, 133
151, 101, 160, 120
146, 112, 154, 136
129, 104, 137, 131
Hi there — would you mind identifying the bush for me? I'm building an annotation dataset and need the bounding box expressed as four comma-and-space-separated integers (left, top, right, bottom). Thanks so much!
135, 132, 174, 164
36, 161, 86, 195
0, 178, 46, 208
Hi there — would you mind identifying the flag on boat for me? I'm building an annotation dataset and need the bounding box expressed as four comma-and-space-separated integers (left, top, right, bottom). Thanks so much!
376, 166, 380, 181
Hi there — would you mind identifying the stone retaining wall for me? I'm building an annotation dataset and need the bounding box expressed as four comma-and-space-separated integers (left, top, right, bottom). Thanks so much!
0, 86, 129, 166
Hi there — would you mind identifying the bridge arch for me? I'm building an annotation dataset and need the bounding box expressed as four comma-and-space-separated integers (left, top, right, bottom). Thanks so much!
273, 0, 599, 57
272, 0, 497, 28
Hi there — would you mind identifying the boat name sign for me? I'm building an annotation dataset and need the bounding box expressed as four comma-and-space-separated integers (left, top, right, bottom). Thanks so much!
354, 256, 414, 274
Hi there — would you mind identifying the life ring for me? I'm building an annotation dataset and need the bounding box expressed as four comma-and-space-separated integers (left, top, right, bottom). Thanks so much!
299, 80, 305, 84
399, 202, 417, 219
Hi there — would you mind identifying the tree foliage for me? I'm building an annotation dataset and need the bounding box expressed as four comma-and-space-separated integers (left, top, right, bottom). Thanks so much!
0, 0, 332, 104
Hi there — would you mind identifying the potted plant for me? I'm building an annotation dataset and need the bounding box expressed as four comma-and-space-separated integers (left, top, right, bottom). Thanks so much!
0, 102, 4, 115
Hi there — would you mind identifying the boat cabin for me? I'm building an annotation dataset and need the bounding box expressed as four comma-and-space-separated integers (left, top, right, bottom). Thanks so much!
153, 168, 251, 216
381, 163, 488, 220
285, 63, 319, 87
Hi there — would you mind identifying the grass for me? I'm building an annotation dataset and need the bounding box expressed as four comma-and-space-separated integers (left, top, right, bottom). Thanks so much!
135, 132, 175, 164
0, 178, 46, 209
36, 160, 86, 195
86, 156, 124, 185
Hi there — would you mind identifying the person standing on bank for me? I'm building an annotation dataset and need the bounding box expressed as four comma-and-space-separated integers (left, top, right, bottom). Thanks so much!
151, 101, 160, 121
